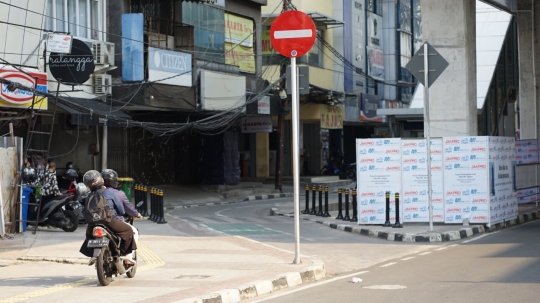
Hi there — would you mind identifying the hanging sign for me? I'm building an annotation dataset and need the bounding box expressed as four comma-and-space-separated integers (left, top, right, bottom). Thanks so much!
47, 34, 73, 53
49, 39, 95, 84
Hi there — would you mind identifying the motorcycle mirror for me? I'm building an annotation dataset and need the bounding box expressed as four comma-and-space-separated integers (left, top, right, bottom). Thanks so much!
136, 201, 143, 207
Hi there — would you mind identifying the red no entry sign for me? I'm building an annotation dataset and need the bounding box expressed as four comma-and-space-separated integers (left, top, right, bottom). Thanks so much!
270, 10, 316, 58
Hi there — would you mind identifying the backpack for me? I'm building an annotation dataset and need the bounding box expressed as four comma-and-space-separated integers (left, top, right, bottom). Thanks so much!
84, 188, 112, 224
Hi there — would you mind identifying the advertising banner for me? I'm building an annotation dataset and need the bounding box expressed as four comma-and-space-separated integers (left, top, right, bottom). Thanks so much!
225, 13, 254, 47
320, 105, 344, 129
148, 47, 192, 87
225, 43, 255, 74
261, 29, 274, 55
0, 67, 48, 110
488, 137, 517, 224
367, 47, 385, 81
514, 139, 538, 164
357, 138, 402, 224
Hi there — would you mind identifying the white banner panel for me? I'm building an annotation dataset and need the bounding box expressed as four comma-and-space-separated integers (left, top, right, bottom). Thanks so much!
443, 137, 489, 224
515, 139, 538, 164
488, 137, 517, 224
357, 138, 402, 224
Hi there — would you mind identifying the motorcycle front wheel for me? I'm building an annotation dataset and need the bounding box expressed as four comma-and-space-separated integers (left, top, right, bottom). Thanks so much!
61, 210, 78, 232
96, 247, 113, 286
126, 250, 137, 278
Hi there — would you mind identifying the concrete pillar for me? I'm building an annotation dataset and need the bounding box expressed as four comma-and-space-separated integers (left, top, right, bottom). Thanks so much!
516, 0, 539, 140
420, 0, 477, 137
255, 133, 269, 177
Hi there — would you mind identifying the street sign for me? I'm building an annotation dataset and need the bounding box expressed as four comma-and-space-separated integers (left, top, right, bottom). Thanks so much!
405, 42, 448, 88
270, 10, 316, 58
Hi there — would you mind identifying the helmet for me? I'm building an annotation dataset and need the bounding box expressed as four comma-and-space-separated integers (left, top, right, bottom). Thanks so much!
101, 169, 118, 188
22, 167, 36, 183
83, 170, 104, 191
65, 168, 78, 180
75, 183, 89, 200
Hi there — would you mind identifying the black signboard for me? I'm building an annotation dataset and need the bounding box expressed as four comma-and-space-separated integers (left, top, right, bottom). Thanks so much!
49, 39, 95, 84
361, 93, 382, 118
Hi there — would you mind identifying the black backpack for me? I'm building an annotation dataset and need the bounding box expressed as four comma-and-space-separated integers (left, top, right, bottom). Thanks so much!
84, 188, 112, 224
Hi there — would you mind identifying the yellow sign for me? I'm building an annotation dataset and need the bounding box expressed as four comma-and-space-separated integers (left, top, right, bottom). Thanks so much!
225, 43, 255, 74
261, 29, 275, 55
320, 105, 344, 129
225, 13, 253, 47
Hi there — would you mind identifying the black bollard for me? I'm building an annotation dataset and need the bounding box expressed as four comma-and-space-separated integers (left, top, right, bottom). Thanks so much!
148, 187, 153, 221
150, 188, 157, 222
310, 185, 317, 215
157, 189, 167, 224
323, 186, 330, 217
134, 184, 139, 212
303, 185, 310, 214
141, 185, 149, 217
336, 188, 344, 219
383, 191, 391, 227
343, 189, 351, 221
351, 188, 358, 222
393, 192, 402, 228
317, 185, 323, 216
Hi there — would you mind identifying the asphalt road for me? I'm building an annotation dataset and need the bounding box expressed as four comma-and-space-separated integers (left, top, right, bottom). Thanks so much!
168, 198, 437, 275
247, 219, 540, 303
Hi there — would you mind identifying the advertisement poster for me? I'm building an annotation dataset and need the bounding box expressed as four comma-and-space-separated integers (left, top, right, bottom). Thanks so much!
0, 67, 48, 110
225, 13, 255, 73
515, 139, 538, 165
357, 138, 402, 225
488, 137, 517, 224
443, 137, 489, 224
401, 139, 444, 223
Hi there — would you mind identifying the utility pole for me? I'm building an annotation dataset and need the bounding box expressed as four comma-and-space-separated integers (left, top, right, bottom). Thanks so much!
275, 0, 289, 191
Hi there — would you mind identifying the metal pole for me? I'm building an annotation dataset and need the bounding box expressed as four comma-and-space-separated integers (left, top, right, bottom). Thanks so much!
291, 57, 301, 265
102, 125, 108, 171
424, 43, 434, 232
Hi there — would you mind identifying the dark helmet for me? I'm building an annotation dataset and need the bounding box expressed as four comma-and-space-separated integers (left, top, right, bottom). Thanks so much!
22, 167, 36, 183
83, 170, 104, 191
65, 168, 78, 180
101, 169, 118, 188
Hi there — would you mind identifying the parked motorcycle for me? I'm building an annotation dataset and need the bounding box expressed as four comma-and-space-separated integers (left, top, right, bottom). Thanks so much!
320, 156, 356, 181
345, 162, 357, 181
88, 201, 143, 286
27, 192, 79, 232
65, 180, 86, 224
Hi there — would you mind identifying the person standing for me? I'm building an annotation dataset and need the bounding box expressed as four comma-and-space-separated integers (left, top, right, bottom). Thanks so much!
38, 162, 61, 200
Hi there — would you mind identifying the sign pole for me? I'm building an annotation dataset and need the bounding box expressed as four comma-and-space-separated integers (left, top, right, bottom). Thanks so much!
291, 57, 301, 264
423, 43, 434, 232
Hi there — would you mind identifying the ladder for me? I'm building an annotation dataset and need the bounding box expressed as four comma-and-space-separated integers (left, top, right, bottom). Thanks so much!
16, 81, 60, 234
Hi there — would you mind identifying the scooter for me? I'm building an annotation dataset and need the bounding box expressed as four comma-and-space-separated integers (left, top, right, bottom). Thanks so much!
88, 202, 143, 286
26, 191, 79, 232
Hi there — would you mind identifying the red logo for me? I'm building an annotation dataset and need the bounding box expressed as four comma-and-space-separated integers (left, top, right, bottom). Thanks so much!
472, 199, 487, 203
445, 139, 460, 144
446, 191, 461, 196
361, 192, 376, 197
472, 165, 486, 169
405, 207, 418, 212
403, 142, 417, 147
360, 141, 375, 146
447, 208, 461, 213
0, 72, 36, 103
360, 158, 375, 163
471, 147, 486, 152
385, 149, 400, 154
404, 158, 417, 163
404, 191, 418, 196
431, 166, 442, 171
361, 209, 376, 214
472, 215, 488, 221
432, 198, 443, 203
433, 214, 444, 219
445, 157, 460, 161
385, 166, 400, 171
431, 150, 442, 154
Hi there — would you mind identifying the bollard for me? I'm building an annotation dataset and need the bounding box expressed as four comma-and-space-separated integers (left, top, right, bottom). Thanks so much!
343, 188, 351, 221
134, 184, 140, 212
148, 187, 154, 221
336, 188, 344, 219
150, 188, 157, 222
303, 185, 310, 214
141, 185, 149, 217
350, 188, 358, 222
383, 191, 391, 227
323, 186, 330, 217
157, 189, 167, 224
393, 192, 402, 228
317, 185, 323, 216
310, 185, 317, 215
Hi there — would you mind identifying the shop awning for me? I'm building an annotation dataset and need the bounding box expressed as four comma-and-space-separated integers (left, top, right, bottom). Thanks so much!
51, 97, 131, 126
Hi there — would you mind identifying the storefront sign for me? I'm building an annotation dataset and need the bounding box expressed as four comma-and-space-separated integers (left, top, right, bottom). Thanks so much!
47, 34, 73, 54
320, 105, 344, 129
148, 47, 192, 87
225, 13, 253, 47
241, 116, 272, 133
261, 30, 274, 55
360, 93, 384, 122
49, 39, 95, 84
225, 43, 255, 74
258, 96, 270, 114
367, 47, 384, 81
0, 68, 48, 109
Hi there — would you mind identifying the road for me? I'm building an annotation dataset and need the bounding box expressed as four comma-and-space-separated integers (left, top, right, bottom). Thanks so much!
247, 219, 540, 303
168, 198, 437, 275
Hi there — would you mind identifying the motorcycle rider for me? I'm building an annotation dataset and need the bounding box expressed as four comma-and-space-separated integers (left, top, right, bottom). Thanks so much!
79, 170, 136, 265
101, 169, 141, 244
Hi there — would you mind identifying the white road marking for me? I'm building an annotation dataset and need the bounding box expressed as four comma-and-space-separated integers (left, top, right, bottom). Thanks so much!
449, 244, 458, 247
274, 29, 313, 39
435, 247, 448, 251
400, 257, 415, 261
419, 252, 431, 256
363, 285, 407, 290
249, 271, 369, 303
215, 209, 228, 217
461, 231, 500, 243
380, 262, 397, 267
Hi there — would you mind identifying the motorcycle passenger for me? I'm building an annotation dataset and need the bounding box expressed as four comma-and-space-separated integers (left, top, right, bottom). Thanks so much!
101, 169, 141, 244
79, 170, 136, 266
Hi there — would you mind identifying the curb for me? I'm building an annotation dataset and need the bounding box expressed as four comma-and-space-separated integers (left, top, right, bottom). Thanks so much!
242, 193, 293, 202
271, 207, 540, 243
176, 260, 325, 303
166, 193, 294, 210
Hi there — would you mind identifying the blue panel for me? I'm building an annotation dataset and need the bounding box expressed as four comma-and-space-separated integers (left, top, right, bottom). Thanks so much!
122, 14, 144, 82
343, 0, 354, 93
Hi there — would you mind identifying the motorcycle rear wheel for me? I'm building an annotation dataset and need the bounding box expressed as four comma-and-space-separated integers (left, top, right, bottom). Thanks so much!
126, 250, 137, 278
96, 247, 113, 286
61, 210, 78, 232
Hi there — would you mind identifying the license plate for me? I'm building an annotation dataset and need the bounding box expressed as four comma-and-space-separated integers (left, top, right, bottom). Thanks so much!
88, 239, 109, 248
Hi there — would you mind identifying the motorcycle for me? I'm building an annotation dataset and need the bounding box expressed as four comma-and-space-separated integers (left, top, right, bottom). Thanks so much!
345, 162, 357, 181
88, 202, 143, 286
27, 191, 79, 232
64, 180, 86, 224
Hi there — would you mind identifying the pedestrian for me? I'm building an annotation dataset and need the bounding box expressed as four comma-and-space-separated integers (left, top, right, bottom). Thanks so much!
38, 162, 61, 200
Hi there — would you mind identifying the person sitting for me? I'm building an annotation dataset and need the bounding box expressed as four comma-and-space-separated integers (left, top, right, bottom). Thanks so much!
79, 170, 137, 266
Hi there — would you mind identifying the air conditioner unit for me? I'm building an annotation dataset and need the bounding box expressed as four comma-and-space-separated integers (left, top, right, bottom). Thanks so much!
91, 41, 115, 65
94, 74, 112, 95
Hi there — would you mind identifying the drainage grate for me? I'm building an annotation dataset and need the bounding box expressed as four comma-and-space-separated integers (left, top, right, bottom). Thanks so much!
174, 275, 211, 279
